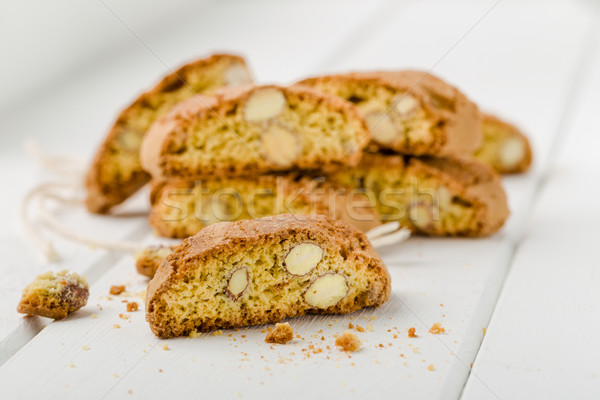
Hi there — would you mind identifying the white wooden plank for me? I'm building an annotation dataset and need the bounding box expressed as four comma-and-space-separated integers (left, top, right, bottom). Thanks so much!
0, 1, 594, 399
461, 14, 600, 400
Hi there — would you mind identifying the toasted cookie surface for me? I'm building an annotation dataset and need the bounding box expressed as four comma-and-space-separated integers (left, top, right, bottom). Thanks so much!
475, 113, 532, 174
328, 152, 509, 236
297, 70, 481, 157
86, 54, 253, 213
145, 214, 390, 338
17, 270, 89, 319
140, 84, 370, 180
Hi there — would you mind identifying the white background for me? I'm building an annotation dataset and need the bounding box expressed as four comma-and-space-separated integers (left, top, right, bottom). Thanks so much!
0, 1, 599, 399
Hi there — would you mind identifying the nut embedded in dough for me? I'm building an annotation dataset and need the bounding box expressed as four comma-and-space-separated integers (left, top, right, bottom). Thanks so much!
260, 124, 300, 166
394, 94, 418, 116
227, 267, 249, 300
244, 88, 286, 122
224, 63, 253, 86
304, 273, 348, 309
284, 243, 324, 276
499, 136, 526, 170
365, 112, 397, 144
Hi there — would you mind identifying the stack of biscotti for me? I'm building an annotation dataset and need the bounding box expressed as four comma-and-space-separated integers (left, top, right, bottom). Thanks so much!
297, 70, 511, 236
138, 81, 382, 236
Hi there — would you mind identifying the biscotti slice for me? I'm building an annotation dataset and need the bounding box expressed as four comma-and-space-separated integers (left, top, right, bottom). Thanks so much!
140, 84, 369, 180
474, 113, 532, 174
297, 70, 481, 156
86, 54, 253, 213
145, 214, 390, 337
17, 270, 89, 319
148, 174, 380, 239
328, 152, 509, 236
136, 246, 174, 278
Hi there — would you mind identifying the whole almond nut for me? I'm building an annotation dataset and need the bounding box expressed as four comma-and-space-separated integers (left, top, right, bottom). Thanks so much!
284, 243, 324, 276
394, 94, 418, 116
244, 88, 286, 122
224, 63, 253, 86
499, 136, 526, 170
305, 273, 348, 309
260, 124, 300, 167
365, 112, 397, 144
227, 267, 249, 300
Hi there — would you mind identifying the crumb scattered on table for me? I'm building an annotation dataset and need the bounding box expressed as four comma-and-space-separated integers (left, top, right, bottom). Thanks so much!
408, 327, 418, 338
126, 302, 139, 312
110, 285, 125, 295
335, 331, 361, 352
265, 322, 294, 344
429, 322, 445, 334
428, 364, 435, 371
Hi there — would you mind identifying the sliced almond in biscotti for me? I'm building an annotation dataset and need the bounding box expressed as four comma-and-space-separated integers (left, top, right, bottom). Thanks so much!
145, 214, 390, 338
85, 54, 254, 214
140, 84, 369, 180
326, 152, 509, 237
296, 70, 482, 157
475, 113, 533, 174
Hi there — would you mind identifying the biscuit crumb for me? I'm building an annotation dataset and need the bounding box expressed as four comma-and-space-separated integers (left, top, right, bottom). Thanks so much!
81, 345, 90, 351
68, 362, 75, 368
90, 313, 98, 319
189, 330, 202, 338
366, 323, 374, 332
408, 327, 418, 338
482, 327, 487, 335
429, 323, 445, 334
212, 330, 223, 336
113, 324, 121, 329
265, 322, 294, 344
348, 322, 354, 329
126, 302, 138, 312
110, 285, 125, 295
162, 343, 169, 351
428, 364, 435, 371
335, 331, 361, 352
355, 325, 365, 332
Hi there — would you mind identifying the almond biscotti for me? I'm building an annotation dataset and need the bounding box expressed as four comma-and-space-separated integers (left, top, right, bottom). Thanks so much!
86, 54, 253, 214
297, 70, 481, 157
148, 174, 380, 239
140, 84, 370, 180
475, 113, 532, 174
17, 270, 89, 319
328, 152, 509, 236
145, 214, 390, 337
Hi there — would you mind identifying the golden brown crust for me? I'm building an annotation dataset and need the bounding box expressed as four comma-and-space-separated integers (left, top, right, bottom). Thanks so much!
85, 54, 252, 213
140, 84, 369, 180
476, 113, 533, 174
145, 214, 390, 338
297, 70, 482, 156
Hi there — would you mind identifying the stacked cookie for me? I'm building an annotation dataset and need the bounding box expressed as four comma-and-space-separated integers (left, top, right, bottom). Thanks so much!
86, 54, 530, 240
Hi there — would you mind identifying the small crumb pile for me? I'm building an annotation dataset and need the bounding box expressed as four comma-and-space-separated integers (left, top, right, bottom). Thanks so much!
335, 331, 361, 352
265, 323, 294, 344
429, 322, 445, 334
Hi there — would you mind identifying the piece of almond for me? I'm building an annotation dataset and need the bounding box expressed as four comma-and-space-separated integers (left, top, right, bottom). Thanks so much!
227, 267, 249, 300
394, 94, 418, 116
365, 112, 397, 144
499, 136, 526, 170
224, 63, 253, 86
260, 124, 300, 167
305, 273, 348, 309
244, 88, 286, 122
284, 243, 324, 276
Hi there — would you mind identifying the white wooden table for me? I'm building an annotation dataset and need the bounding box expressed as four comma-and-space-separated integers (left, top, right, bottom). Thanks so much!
1, 1, 599, 399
